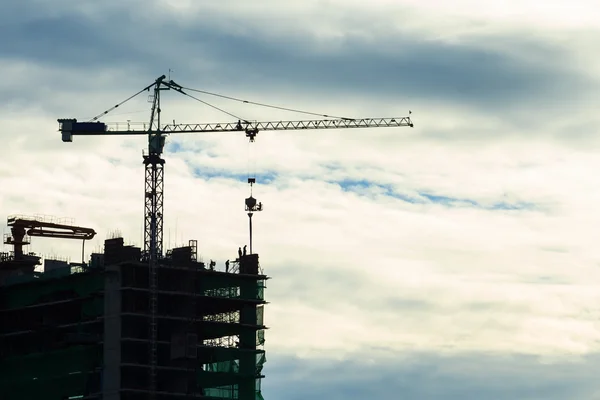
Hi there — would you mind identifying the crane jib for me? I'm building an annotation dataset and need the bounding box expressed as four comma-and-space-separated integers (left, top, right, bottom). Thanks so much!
57, 117, 413, 142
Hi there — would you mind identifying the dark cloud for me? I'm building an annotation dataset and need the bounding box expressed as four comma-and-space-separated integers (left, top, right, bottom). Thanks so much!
0, 3, 135, 70
0, 1, 593, 121
205, 33, 580, 113
263, 350, 600, 400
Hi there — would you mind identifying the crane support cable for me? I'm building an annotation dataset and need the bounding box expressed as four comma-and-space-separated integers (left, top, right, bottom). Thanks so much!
88, 81, 156, 122
181, 86, 354, 121
168, 84, 248, 123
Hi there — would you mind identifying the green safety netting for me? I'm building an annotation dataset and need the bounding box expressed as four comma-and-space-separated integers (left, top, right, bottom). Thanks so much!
201, 350, 265, 399
202, 279, 265, 302
0, 345, 101, 382
256, 306, 264, 326
256, 330, 265, 346
4, 265, 89, 287
256, 351, 266, 375
3, 273, 103, 309
0, 345, 101, 399
203, 383, 264, 400
198, 360, 240, 395
206, 359, 239, 374
204, 286, 257, 301
255, 352, 265, 400
81, 296, 104, 317
1, 371, 93, 399
4, 272, 43, 286
257, 280, 266, 301
205, 286, 240, 299
204, 385, 239, 399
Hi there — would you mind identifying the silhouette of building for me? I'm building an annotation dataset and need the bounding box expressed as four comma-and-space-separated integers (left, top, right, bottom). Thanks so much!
0, 225, 268, 399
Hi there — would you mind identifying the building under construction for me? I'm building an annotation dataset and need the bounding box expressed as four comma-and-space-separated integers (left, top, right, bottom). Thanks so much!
0, 215, 268, 399
0, 74, 411, 400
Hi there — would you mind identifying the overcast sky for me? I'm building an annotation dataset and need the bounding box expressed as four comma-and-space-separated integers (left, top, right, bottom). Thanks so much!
2, 0, 600, 398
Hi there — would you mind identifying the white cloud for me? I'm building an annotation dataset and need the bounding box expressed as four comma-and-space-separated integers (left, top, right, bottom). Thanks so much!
2, 0, 600, 374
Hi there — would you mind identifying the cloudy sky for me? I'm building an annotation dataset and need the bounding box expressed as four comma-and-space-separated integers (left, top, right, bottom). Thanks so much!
2, 0, 600, 398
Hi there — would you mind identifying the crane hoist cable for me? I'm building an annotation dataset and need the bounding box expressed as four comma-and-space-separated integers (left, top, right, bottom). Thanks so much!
247, 140, 251, 183
252, 142, 257, 183
247, 138, 258, 185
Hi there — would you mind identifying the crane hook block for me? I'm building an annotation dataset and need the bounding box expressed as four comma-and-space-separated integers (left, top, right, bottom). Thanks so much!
245, 128, 259, 142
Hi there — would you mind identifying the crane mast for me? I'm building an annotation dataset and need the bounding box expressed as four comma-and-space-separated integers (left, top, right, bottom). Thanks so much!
143, 75, 168, 396
145, 75, 167, 264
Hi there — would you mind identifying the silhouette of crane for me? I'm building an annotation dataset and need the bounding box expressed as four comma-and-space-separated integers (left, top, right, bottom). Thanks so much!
57, 74, 413, 395
58, 74, 413, 262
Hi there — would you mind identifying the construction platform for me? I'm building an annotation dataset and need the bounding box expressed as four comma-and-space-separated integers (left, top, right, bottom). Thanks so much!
0, 236, 268, 399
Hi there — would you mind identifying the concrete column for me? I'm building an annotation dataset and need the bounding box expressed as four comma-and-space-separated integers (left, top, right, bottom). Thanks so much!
102, 264, 122, 400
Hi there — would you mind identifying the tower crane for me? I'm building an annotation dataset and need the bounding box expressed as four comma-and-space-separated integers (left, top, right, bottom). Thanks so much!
57, 74, 414, 262
57, 74, 413, 395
